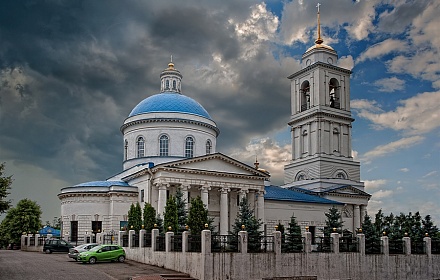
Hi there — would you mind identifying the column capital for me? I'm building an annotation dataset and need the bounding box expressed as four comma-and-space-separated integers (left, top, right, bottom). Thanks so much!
155, 183, 168, 190
200, 185, 211, 192
180, 184, 191, 191
220, 187, 230, 194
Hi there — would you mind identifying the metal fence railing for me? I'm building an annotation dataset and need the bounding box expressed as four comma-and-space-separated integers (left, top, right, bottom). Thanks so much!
155, 235, 165, 251
29, 236, 35, 246
38, 236, 45, 246
313, 236, 333, 253
281, 235, 304, 253
389, 240, 404, 254
339, 236, 359, 252
431, 240, 439, 254
143, 233, 152, 247
131, 233, 139, 247
365, 239, 382, 254
211, 235, 239, 252
248, 235, 274, 253
122, 234, 128, 247
188, 235, 202, 252
171, 235, 183, 252
411, 240, 425, 254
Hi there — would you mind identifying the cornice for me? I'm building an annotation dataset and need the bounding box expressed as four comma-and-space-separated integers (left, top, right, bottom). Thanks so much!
287, 61, 352, 79
120, 117, 220, 136
288, 110, 354, 126
156, 166, 266, 181
58, 191, 138, 200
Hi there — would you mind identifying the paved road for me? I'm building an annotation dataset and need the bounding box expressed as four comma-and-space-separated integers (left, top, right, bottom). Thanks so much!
0, 250, 178, 280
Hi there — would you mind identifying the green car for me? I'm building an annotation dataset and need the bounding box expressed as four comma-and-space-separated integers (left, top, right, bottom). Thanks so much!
76, 244, 126, 264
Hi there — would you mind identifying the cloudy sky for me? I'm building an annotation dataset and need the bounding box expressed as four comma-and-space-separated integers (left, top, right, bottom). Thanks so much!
1, 0, 439, 224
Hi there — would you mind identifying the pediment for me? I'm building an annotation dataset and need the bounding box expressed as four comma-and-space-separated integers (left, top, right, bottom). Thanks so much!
322, 185, 371, 197
155, 153, 269, 177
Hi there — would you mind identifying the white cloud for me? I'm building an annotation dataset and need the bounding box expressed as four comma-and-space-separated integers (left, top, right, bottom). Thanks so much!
364, 179, 387, 191
362, 136, 424, 162
352, 91, 440, 135
356, 39, 409, 63
371, 189, 393, 199
373, 76, 405, 92
422, 171, 438, 178
400, 168, 409, 172
338, 55, 354, 70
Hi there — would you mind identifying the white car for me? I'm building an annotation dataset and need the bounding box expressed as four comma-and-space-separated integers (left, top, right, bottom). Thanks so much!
68, 243, 99, 260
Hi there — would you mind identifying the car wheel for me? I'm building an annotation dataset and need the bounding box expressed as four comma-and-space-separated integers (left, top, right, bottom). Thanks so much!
118, 255, 125, 263
45, 249, 51, 254
89, 257, 97, 264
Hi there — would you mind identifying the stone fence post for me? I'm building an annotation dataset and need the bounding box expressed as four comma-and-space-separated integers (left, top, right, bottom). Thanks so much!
274, 231, 281, 255
139, 229, 146, 247
182, 231, 189, 252
331, 232, 339, 254
381, 236, 389, 255
403, 236, 411, 255
303, 231, 312, 253
118, 231, 125, 247
357, 233, 365, 255
34, 234, 40, 247
128, 230, 135, 248
238, 230, 248, 254
152, 228, 159, 251
165, 231, 174, 252
202, 229, 211, 254
424, 236, 431, 256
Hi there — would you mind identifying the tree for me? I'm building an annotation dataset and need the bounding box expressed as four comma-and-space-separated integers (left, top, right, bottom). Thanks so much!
45, 217, 61, 229
127, 202, 142, 231
175, 187, 188, 233
422, 215, 439, 240
0, 199, 42, 246
361, 214, 381, 253
187, 196, 212, 235
143, 203, 156, 232
155, 214, 164, 234
284, 213, 303, 252
163, 195, 178, 233
231, 198, 263, 252
0, 163, 13, 214
323, 206, 343, 236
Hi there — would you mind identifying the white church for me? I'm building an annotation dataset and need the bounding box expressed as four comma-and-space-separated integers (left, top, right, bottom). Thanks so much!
58, 12, 370, 241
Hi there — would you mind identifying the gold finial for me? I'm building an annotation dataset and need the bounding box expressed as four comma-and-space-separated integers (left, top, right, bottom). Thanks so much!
254, 156, 259, 169
168, 55, 174, 69
315, 3, 323, 45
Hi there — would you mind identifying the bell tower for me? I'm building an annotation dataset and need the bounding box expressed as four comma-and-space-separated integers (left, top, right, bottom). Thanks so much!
284, 5, 363, 191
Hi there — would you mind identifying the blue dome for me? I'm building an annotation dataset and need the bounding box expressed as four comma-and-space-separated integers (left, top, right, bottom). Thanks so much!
74, 181, 130, 187
128, 92, 212, 120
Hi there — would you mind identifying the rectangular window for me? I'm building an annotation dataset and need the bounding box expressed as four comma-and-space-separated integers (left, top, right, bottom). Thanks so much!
92, 221, 102, 234
309, 226, 316, 244
140, 189, 145, 203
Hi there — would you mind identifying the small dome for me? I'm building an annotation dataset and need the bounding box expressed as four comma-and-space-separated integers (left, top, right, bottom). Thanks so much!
306, 43, 335, 53
128, 92, 212, 120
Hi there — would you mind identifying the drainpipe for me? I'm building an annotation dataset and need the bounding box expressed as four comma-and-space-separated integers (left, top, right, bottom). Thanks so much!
146, 167, 154, 204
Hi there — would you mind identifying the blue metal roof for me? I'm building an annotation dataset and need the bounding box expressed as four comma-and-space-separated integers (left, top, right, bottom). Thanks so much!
74, 181, 130, 187
128, 92, 212, 120
264, 185, 342, 204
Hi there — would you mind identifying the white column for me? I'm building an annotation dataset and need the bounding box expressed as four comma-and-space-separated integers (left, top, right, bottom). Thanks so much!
181, 184, 190, 210
220, 188, 230, 235
348, 125, 352, 157
330, 121, 334, 155
200, 184, 210, 209
157, 183, 167, 217
291, 127, 296, 160
339, 123, 343, 154
353, 205, 361, 232
360, 205, 366, 225
257, 190, 265, 225
307, 122, 312, 155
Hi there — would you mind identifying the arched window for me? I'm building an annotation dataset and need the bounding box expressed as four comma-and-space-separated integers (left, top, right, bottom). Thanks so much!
137, 137, 145, 158
329, 78, 340, 109
165, 80, 170, 90
295, 171, 307, 181
172, 80, 177, 90
159, 135, 169, 156
124, 140, 128, 160
334, 170, 348, 179
300, 81, 310, 112
185, 137, 194, 158
206, 140, 212, 154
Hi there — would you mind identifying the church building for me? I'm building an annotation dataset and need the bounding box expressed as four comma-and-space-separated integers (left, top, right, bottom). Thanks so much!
58, 9, 369, 241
